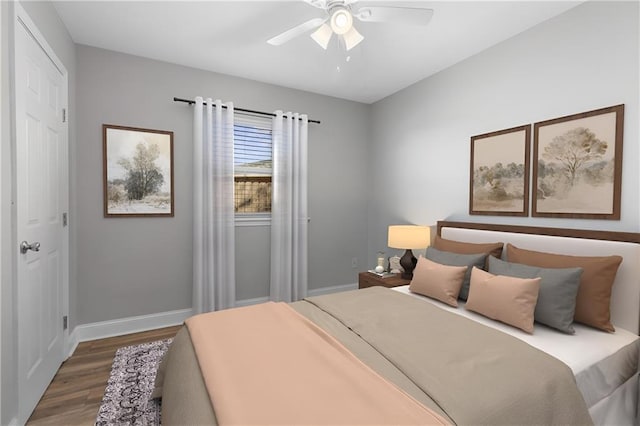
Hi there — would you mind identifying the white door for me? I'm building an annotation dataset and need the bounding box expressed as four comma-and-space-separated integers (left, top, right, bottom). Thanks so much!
14, 14, 68, 422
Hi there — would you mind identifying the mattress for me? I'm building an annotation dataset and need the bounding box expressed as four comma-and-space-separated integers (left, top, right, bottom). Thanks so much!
394, 285, 640, 410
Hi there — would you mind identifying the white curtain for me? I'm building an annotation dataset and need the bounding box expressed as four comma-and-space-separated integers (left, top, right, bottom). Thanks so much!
193, 97, 236, 313
270, 111, 309, 302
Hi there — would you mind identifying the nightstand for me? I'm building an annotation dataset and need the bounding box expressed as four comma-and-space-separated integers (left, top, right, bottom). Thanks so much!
358, 272, 411, 289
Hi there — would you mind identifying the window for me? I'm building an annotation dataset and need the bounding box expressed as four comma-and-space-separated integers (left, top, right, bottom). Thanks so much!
234, 114, 272, 214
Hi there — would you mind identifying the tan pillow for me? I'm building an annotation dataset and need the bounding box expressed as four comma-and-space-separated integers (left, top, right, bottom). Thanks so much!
434, 236, 504, 262
466, 267, 541, 333
409, 257, 468, 307
506, 243, 622, 332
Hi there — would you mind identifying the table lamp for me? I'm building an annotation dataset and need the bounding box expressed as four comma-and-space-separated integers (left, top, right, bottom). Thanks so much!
387, 225, 431, 279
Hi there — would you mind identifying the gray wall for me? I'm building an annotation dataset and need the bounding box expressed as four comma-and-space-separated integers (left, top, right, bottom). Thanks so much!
75, 45, 370, 324
367, 1, 640, 262
1, 1, 77, 423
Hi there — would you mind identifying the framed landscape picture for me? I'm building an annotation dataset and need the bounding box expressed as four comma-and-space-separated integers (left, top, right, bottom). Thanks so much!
532, 104, 624, 219
469, 125, 531, 216
103, 124, 174, 217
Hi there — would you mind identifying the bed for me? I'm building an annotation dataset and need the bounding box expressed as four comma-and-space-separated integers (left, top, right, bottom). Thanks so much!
158, 221, 640, 425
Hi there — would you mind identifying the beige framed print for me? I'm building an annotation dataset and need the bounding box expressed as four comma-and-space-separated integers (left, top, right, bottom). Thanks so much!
532, 104, 624, 219
103, 124, 174, 217
469, 125, 531, 216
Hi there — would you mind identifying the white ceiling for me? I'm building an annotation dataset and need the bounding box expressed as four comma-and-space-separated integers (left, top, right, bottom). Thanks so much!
52, 1, 582, 104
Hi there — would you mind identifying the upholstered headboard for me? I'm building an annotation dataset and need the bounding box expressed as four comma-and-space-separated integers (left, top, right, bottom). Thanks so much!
437, 221, 640, 335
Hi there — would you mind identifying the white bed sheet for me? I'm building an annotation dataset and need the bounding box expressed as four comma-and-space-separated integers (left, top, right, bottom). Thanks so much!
393, 285, 639, 410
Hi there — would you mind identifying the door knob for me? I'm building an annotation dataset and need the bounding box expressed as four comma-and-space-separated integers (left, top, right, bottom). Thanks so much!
20, 241, 40, 254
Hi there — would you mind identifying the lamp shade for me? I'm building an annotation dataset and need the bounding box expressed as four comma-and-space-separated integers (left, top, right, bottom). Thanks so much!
343, 26, 364, 51
310, 23, 333, 50
388, 225, 430, 249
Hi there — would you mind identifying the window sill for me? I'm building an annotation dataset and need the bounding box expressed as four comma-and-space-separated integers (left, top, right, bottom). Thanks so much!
235, 214, 271, 227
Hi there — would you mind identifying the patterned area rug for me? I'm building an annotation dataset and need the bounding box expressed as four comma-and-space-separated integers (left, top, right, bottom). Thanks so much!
96, 338, 172, 425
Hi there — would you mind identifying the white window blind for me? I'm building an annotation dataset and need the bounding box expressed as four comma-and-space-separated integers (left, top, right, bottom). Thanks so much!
234, 114, 272, 213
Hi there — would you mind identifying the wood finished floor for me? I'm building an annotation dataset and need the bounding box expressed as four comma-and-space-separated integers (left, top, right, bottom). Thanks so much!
26, 325, 182, 425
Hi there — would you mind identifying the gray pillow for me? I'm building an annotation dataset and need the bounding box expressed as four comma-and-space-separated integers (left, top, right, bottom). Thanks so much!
488, 256, 583, 334
425, 247, 487, 301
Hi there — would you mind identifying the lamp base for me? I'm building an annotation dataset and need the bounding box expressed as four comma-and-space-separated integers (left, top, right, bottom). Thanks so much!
399, 249, 417, 280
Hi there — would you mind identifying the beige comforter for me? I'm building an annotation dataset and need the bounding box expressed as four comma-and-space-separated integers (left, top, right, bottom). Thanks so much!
160, 287, 593, 425
185, 301, 450, 425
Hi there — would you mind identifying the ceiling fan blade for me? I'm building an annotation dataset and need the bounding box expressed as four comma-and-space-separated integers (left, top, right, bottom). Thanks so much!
354, 6, 433, 25
354, 1, 433, 10
267, 18, 326, 46
304, 0, 327, 9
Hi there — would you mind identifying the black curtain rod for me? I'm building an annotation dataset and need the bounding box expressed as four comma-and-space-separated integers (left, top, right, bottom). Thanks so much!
173, 97, 321, 124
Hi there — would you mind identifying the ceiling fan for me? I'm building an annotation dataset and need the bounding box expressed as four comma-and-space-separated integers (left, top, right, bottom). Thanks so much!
267, 0, 434, 51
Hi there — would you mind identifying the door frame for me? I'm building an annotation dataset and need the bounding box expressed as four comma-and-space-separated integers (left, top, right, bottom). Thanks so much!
11, 3, 70, 423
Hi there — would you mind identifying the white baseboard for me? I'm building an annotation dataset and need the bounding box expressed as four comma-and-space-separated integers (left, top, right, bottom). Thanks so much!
65, 284, 357, 352
235, 296, 270, 307
68, 308, 193, 348
236, 283, 357, 306
308, 283, 357, 297
66, 330, 79, 358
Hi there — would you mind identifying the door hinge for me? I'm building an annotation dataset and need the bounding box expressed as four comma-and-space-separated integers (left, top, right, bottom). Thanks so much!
63, 315, 68, 330
62, 212, 68, 227
62, 108, 66, 123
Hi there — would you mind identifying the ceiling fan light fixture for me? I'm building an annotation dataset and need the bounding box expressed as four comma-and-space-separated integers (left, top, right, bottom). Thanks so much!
310, 23, 333, 49
343, 26, 364, 51
330, 8, 353, 35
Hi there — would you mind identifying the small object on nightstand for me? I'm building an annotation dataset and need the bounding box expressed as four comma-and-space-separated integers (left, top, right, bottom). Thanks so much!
375, 251, 385, 273
389, 255, 403, 274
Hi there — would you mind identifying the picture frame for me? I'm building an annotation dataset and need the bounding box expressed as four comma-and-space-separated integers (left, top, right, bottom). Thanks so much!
103, 124, 174, 217
532, 104, 624, 219
469, 125, 531, 216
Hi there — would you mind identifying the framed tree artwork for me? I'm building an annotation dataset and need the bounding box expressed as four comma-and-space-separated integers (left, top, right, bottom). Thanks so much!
532, 104, 624, 219
469, 125, 531, 216
103, 124, 174, 217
